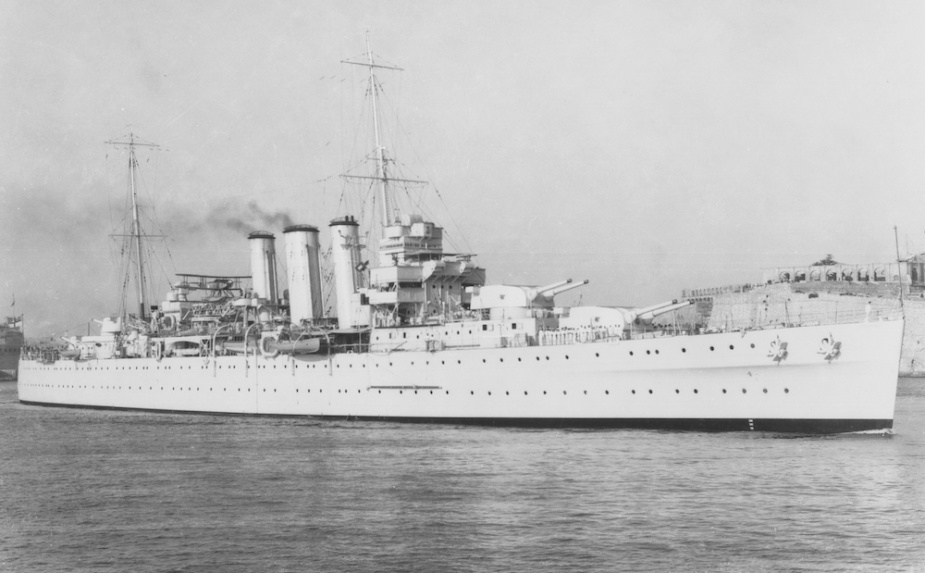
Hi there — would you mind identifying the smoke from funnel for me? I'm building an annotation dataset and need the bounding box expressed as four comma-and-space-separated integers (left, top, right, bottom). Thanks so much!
208, 200, 294, 234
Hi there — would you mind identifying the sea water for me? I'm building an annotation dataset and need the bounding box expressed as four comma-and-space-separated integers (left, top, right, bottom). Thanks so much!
1, 379, 923, 573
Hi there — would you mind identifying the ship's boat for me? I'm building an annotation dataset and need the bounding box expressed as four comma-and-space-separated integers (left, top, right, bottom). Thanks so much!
16, 39, 905, 433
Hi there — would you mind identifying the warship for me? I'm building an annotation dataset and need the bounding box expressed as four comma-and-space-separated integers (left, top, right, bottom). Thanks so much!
18, 42, 904, 433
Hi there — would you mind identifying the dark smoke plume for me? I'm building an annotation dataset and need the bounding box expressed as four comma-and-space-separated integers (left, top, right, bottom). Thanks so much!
206, 200, 294, 234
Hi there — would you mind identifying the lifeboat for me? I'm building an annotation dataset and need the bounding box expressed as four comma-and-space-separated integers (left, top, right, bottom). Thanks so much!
260, 335, 321, 356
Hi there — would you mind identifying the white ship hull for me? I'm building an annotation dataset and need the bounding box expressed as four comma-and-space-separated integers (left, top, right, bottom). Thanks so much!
18, 319, 903, 433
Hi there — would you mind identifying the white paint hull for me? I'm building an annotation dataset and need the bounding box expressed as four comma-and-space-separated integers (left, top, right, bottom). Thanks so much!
18, 320, 903, 432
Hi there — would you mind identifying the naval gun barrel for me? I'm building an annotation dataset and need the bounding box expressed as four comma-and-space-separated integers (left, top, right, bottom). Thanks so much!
535, 279, 573, 297
548, 279, 589, 297
632, 299, 693, 324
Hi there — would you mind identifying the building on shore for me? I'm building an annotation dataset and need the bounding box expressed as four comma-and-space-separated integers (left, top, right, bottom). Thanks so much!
761, 254, 925, 294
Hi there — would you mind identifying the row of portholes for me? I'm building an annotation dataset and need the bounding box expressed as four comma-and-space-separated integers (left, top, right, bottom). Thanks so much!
633, 343, 758, 356
320, 343, 765, 366
37, 347, 749, 371
328, 356, 577, 368
310, 387, 792, 397
631, 387, 789, 395
37, 363, 308, 371
29, 384, 791, 397
32, 341, 772, 371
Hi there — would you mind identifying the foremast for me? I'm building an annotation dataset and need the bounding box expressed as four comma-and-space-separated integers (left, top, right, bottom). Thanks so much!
341, 34, 424, 228
339, 37, 485, 329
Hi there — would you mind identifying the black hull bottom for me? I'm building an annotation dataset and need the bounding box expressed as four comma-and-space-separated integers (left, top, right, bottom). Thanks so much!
19, 400, 892, 434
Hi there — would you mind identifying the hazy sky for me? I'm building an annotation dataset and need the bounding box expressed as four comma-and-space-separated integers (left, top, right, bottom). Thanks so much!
2, 1, 925, 338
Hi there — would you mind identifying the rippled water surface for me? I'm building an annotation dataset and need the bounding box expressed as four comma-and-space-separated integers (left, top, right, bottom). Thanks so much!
1, 379, 923, 572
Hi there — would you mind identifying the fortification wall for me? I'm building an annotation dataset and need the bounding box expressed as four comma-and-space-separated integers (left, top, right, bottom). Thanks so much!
705, 282, 923, 373
790, 281, 900, 298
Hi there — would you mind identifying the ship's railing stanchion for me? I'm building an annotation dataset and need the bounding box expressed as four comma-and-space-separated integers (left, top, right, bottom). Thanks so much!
243, 323, 261, 379
211, 323, 235, 377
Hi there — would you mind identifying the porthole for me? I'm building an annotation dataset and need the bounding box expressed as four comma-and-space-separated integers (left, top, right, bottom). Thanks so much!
646, 350, 651, 355
605, 390, 609, 395
543, 391, 547, 395
682, 348, 687, 353
470, 391, 474, 395
742, 388, 747, 394
675, 389, 679, 394
710, 346, 715, 351
693, 389, 698, 394
632, 390, 636, 394
563, 391, 567, 395
517, 358, 522, 362
784, 388, 789, 393
629, 351, 634, 356
595, 353, 600, 358
524, 391, 528, 395
648, 389, 653, 394
750, 343, 755, 348
488, 391, 492, 396
722, 389, 727, 394
655, 350, 660, 355
729, 345, 734, 350
505, 391, 509, 395
763, 388, 768, 393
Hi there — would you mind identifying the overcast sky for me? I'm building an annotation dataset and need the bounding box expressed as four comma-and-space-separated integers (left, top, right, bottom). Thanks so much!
2, 1, 924, 338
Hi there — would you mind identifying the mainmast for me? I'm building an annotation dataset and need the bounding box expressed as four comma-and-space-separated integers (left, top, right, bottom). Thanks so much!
105, 133, 160, 321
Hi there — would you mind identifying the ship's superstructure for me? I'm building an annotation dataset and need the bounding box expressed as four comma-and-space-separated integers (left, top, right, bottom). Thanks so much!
17, 41, 905, 433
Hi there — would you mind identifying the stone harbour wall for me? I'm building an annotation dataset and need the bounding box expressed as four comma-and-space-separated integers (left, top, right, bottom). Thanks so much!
702, 282, 923, 374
